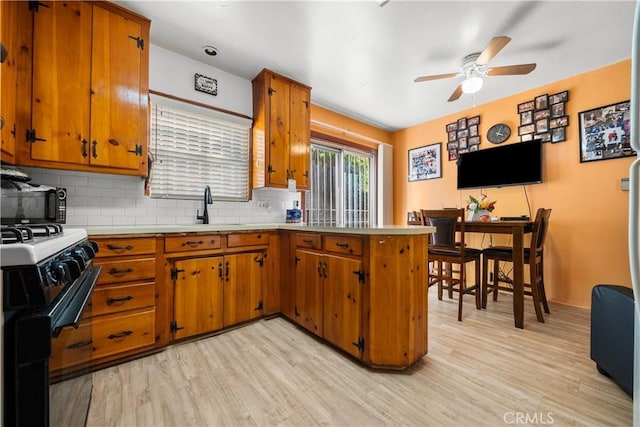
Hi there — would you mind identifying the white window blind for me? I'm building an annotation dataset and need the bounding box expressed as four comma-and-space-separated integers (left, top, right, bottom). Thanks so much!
149, 95, 251, 201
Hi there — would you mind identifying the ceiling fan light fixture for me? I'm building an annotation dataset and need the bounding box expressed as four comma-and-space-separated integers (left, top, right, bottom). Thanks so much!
461, 75, 483, 94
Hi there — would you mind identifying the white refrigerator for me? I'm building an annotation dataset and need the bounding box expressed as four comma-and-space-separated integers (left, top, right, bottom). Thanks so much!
632, 1, 640, 425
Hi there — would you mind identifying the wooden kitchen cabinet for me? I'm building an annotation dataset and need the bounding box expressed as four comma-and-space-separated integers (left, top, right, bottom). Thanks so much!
17, 1, 149, 176
223, 252, 265, 326
0, 0, 22, 163
293, 233, 363, 357
90, 235, 161, 365
252, 69, 311, 190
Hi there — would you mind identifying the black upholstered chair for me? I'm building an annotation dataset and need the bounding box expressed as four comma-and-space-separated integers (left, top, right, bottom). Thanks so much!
481, 208, 552, 322
422, 209, 482, 321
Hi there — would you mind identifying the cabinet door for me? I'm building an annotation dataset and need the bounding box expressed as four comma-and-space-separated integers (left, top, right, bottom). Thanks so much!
294, 250, 323, 336
223, 252, 264, 326
1, 0, 18, 161
267, 76, 290, 187
31, 1, 92, 164
90, 5, 144, 170
289, 83, 310, 189
173, 257, 223, 339
323, 255, 362, 358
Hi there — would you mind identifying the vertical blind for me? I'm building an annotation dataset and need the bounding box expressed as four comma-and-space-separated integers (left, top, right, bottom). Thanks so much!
149, 95, 251, 200
306, 142, 375, 227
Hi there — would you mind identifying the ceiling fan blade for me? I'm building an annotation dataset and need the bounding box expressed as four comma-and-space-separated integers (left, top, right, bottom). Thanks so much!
414, 72, 458, 83
486, 63, 537, 76
447, 84, 463, 102
475, 36, 511, 66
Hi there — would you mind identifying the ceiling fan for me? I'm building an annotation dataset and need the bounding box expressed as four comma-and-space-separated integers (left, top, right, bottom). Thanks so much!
414, 36, 536, 102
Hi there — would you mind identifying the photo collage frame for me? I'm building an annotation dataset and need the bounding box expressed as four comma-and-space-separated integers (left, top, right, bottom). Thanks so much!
445, 115, 481, 161
517, 90, 569, 143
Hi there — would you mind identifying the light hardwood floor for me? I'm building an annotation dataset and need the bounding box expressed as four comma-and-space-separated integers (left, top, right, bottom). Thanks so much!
87, 287, 632, 426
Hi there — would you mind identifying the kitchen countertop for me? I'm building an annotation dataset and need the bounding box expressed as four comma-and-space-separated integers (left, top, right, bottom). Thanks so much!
82, 224, 435, 236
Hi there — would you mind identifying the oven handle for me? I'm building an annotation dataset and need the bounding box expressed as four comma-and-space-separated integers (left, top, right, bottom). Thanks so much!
51, 265, 102, 332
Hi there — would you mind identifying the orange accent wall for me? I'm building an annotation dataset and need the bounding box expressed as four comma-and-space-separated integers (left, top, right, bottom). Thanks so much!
392, 59, 634, 308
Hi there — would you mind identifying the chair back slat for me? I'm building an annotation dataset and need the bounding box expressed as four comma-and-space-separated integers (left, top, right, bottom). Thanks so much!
421, 209, 465, 251
531, 208, 552, 253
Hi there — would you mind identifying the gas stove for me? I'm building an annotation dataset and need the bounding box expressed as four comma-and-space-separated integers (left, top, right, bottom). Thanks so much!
1, 225, 89, 266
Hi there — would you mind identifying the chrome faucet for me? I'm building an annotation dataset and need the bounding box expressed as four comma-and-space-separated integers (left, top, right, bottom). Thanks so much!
196, 185, 213, 224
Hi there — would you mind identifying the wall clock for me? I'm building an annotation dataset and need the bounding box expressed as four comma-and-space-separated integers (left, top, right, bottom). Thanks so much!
487, 123, 511, 144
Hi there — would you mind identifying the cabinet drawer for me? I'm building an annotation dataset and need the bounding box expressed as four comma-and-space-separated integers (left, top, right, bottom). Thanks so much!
92, 308, 155, 360
94, 237, 156, 258
324, 235, 363, 256
227, 232, 268, 247
94, 258, 156, 285
50, 319, 92, 372
92, 282, 155, 316
165, 235, 222, 253
295, 233, 321, 250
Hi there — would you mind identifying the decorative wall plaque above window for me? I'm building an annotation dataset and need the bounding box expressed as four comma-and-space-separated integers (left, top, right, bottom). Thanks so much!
194, 73, 218, 96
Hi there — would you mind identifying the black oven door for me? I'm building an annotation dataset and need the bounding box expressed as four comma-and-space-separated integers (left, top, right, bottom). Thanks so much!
49, 264, 101, 427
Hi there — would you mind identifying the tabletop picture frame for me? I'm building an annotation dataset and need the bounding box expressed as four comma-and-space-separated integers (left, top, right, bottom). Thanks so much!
408, 143, 442, 182
579, 100, 635, 163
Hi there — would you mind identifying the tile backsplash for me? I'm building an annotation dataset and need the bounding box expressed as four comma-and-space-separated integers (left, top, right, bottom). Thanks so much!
22, 168, 301, 227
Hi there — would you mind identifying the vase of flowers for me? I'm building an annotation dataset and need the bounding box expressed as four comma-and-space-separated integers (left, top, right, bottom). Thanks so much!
466, 194, 496, 222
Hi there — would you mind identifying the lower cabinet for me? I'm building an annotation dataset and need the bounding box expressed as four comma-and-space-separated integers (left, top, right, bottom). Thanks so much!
91, 308, 156, 360
294, 240, 364, 358
170, 248, 266, 340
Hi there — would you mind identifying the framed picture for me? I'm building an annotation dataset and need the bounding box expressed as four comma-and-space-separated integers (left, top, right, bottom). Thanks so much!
579, 100, 635, 162
518, 100, 535, 113
447, 142, 458, 151
520, 111, 533, 125
518, 124, 535, 135
468, 116, 480, 126
446, 122, 457, 132
458, 137, 468, 149
469, 125, 478, 137
535, 94, 549, 110
408, 143, 442, 181
457, 117, 467, 130
457, 129, 469, 139
549, 90, 569, 104
194, 73, 218, 96
551, 127, 566, 143
468, 136, 480, 146
536, 132, 551, 143
448, 131, 457, 142
469, 145, 479, 152
551, 102, 565, 118
535, 118, 549, 133
534, 109, 550, 121
521, 133, 533, 142
448, 150, 458, 161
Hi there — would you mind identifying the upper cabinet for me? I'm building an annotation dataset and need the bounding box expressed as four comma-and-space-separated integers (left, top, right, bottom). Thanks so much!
252, 69, 311, 190
0, 1, 22, 163
13, 1, 150, 176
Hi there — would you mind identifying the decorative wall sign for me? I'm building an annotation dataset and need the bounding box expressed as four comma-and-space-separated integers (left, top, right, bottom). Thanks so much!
408, 143, 442, 181
445, 115, 480, 161
578, 100, 635, 162
194, 73, 218, 96
517, 90, 569, 143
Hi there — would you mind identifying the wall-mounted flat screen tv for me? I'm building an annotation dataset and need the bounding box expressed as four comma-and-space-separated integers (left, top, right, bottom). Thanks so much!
457, 139, 543, 190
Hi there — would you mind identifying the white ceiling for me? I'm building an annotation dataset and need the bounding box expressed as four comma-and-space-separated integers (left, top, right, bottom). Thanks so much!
118, 0, 638, 132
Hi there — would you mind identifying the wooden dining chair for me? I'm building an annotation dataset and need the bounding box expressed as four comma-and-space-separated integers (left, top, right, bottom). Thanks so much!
481, 208, 552, 323
421, 209, 482, 321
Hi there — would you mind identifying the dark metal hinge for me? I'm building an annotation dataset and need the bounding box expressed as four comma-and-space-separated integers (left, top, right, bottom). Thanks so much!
268, 87, 276, 95
295, 256, 300, 265
352, 337, 364, 351
128, 144, 143, 156
353, 269, 365, 283
28, 1, 49, 12
294, 304, 300, 317
171, 267, 185, 280
254, 300, 263, 311
128, 35, 144, 50
303, 100, 309, 109
254, 256, 264, 267
170, 321, 184, 333
268, 164, 275, 173
25, 129, 46, 143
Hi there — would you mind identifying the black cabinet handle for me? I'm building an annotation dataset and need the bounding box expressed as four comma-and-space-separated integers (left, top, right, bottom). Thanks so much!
225, 261, 230, 280
92, 140, 98, 158
81, 139, 88, 157
66, 340, 92, 350
107, 295, 133, 305
108, 268, 133, 276
182, 240, 203, 247
218, 262, 223, 280
108, 331, 133, 340
336, 242, 350, 249
107, 244, 133, 251
302, 239, 313, 244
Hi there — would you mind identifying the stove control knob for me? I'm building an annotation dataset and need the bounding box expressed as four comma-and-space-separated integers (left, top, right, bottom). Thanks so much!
67, 251, 86, 270
42, 264, 58, 287
58, 258, 82, 282
53, 261, 71, 283
79, 242, 97, 259
87, 241, 99, 256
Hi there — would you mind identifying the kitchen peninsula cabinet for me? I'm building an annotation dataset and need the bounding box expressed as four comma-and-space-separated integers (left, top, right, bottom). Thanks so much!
15, 1, 150, 176
252, 69, 311, 190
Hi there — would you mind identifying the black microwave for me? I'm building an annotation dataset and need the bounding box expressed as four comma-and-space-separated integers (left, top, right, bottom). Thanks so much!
1, 180, 67, 225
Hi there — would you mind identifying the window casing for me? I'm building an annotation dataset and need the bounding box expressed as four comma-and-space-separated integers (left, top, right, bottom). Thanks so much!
149, 95, 251, 201
306, 140, 376, 227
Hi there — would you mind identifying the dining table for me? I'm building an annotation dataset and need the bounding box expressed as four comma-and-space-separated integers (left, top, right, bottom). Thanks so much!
460, 220, 534, 328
